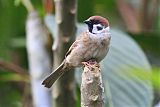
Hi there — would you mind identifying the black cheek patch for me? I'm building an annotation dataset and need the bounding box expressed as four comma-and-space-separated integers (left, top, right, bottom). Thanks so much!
97, 26, 103, 31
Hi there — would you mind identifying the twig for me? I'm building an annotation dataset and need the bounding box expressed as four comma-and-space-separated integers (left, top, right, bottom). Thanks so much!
81, 61, 105, 107
140, 0, 149, 31
21, 0, 34, 12
43, 0, 54, 14
148, 0, 159, 30
116, 0, 140, 33
0, 59, 28, 76
53, 0, 77, 107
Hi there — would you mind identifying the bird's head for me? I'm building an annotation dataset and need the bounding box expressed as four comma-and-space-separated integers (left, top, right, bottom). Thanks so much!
84, 16, 110, 34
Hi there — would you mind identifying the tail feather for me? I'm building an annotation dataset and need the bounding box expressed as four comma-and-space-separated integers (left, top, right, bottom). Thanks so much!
42, 62, 65, 88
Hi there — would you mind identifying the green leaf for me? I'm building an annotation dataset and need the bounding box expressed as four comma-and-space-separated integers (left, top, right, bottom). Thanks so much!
75, 26, 153, 107
0, 82, 22, 107
126, 67, 160, 89
11, 37, 26, 48
130, 33, 160, 56
0, 71, 28, 82
14, 0, 21, 6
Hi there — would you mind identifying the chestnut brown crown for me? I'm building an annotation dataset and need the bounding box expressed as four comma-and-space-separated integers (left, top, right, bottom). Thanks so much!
88, 16, 109, 27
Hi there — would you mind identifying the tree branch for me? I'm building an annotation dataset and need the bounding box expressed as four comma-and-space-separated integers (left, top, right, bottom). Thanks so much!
116, 0, 140, 33
43, 0, 54, 14
81, 61, 105, 107
26, 11, 52, 107
0, 60, 28, 76
21, 0, 34, 12
53, 0, 77, 107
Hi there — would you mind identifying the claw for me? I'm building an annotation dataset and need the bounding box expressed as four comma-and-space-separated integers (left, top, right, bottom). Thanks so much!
82, 59, 100, 68
87, 59, 96, 65
82, 62, 90, 67
95, 63, 100, 68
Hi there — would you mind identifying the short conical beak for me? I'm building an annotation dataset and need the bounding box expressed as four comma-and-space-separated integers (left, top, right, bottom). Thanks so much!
83, 20, 91, 25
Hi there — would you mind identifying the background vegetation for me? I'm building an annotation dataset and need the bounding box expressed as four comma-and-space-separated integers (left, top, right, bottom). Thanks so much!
0, 0, 159, 107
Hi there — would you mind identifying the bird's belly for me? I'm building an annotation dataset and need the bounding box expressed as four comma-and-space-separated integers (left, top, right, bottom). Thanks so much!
83, 42, 108, 63
91, 45, 108, 62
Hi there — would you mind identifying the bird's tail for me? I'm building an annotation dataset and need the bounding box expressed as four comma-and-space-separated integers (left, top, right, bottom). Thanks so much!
42, 61, 66, 88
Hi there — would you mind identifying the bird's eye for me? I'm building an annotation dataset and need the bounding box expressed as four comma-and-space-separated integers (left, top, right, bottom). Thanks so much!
97, 26, 103, 30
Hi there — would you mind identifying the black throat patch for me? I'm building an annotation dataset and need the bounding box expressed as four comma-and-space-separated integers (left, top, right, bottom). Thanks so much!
88, 24, 93, 33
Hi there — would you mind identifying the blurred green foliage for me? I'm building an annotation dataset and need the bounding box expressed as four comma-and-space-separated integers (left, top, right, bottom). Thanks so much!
0, 0, 26, 59
78, 0, 119, 25
0, 71, 28, 82
131, 33, 160, 56
0, 71, 22, 107
125, 67, 160, 89
0, 0, 159, 107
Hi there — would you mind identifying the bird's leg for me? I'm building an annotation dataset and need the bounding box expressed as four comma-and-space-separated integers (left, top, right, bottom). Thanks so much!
82, 59, 96, 67
82, 58, 100, 68
82, 62, 90, 67
87, 58, 96, 65
88, 59, 100, 68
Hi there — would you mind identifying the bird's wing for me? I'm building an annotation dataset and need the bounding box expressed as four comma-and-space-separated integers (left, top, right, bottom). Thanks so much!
65, 32, 90, 57
65, 40, 79, 57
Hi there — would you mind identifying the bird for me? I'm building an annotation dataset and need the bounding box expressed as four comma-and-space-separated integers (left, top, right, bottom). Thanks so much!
42, 16, 111, 88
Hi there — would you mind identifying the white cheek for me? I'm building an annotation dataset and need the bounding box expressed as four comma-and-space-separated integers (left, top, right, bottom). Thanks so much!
92, 24, 104, 34
92, 27, 98, 33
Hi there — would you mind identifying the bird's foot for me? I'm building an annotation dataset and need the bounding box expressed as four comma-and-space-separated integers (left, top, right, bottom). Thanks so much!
87, 59, 96, 65
82, 59, 100, 68
82, 62, 90, 67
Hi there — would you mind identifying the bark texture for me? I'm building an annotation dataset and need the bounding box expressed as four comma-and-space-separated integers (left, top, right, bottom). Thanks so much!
53, 0, 77, 107
26, 11, 52, 107
81, 62, 105, 107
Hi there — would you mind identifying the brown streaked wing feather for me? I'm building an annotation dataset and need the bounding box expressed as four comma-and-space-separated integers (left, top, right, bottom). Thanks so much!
65, 32, 90, 57
65, 41, 78, 57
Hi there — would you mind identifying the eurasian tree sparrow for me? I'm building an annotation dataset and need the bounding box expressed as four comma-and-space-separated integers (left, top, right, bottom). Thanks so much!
42, 16, 111, 88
